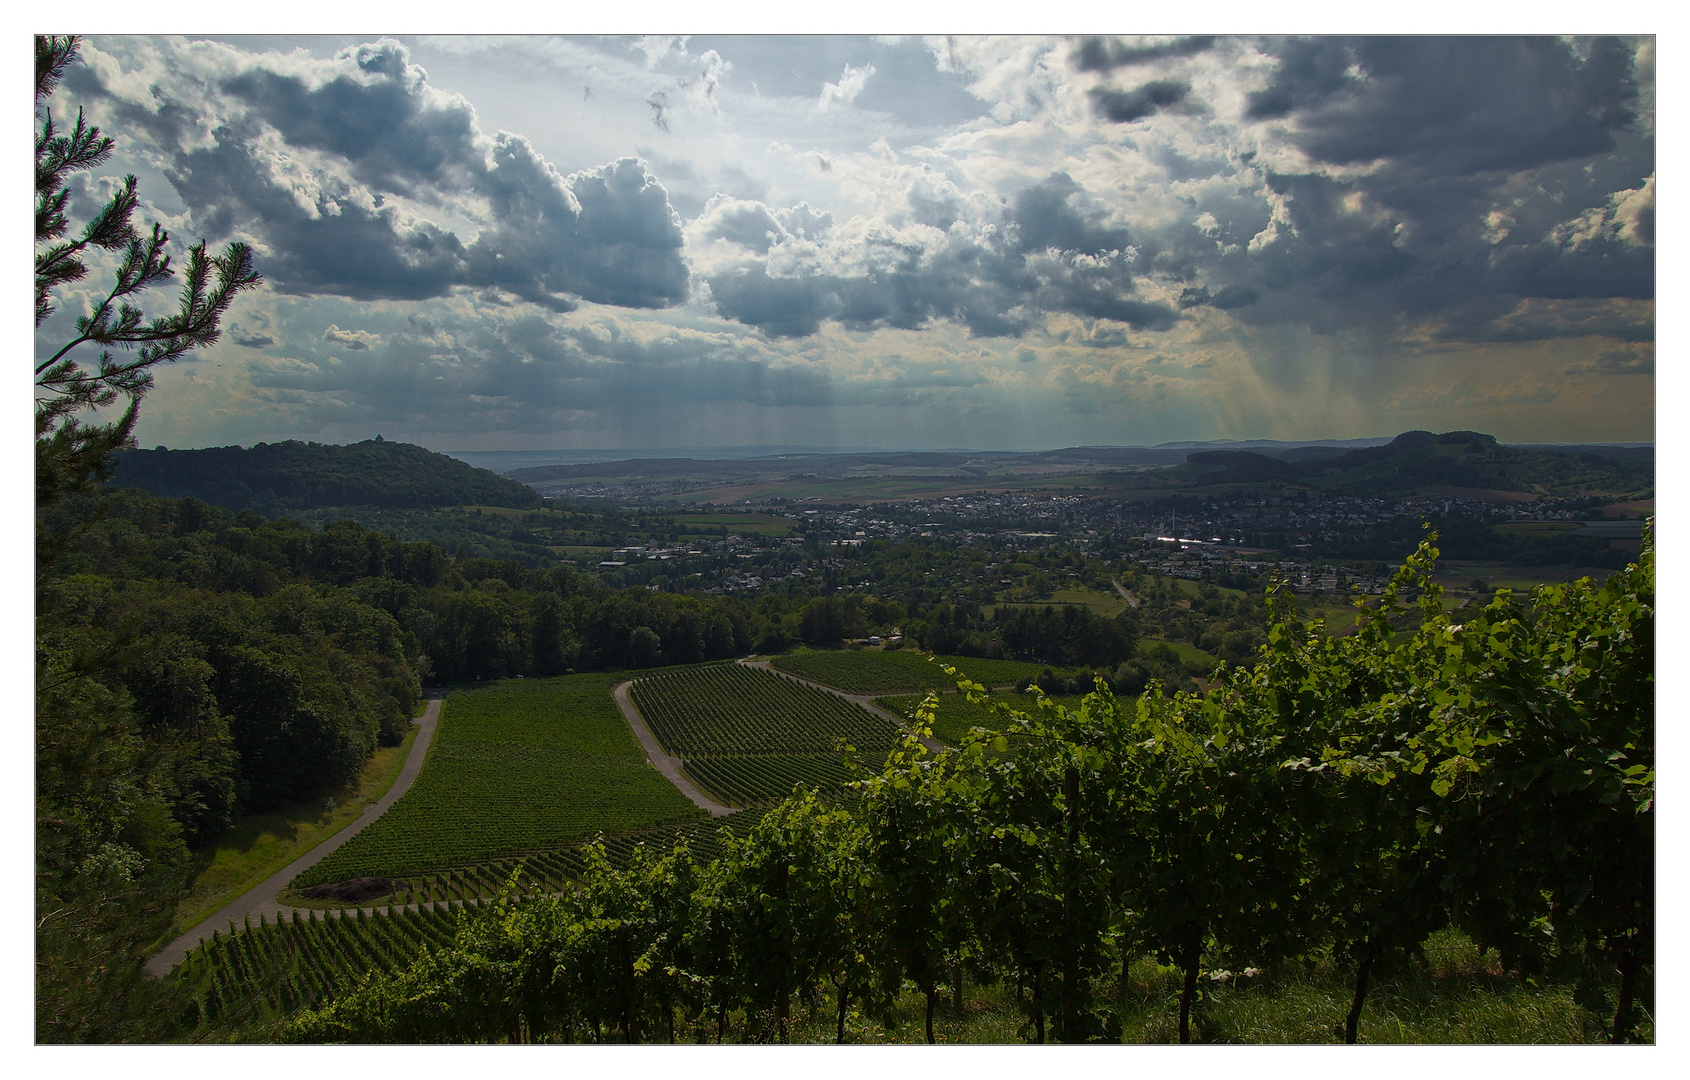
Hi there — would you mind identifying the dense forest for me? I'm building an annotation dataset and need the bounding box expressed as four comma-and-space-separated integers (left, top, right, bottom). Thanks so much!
109, 438, 543, 514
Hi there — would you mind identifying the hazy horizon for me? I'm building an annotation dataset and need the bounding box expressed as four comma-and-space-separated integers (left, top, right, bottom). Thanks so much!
43, 35, 1654, 453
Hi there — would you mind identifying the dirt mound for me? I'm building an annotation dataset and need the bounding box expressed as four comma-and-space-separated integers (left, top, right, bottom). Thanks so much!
298, 877, 405, 903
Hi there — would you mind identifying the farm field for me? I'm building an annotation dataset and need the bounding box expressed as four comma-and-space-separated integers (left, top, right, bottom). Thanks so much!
995, 587, 1133, 617
770, 649, 1049, 694
878, 690, 1088, 746
288, 807, 776, 910
629, 664, 898, 806
1436, 562, 1619, 591
165, 904, 468, 1033
671, 512, 796, 536
1139, 638, 1217, 666
290, 674, 703, 888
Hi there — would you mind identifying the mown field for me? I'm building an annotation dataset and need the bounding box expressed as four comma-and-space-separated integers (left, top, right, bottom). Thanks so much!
291, 674, 703, 888
770, 649, 1049, 694
629, 663, 897, 805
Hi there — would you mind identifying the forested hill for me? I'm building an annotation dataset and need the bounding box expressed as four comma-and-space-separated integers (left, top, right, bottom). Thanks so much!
1167, 430, 1653, 496
110, 439, 543, 514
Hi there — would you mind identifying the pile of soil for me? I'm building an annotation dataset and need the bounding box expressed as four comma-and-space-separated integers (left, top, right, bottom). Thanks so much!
298, 877, 406, 903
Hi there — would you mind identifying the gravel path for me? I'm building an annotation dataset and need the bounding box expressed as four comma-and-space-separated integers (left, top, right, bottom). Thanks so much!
144, 693, 445, 977
612, 680, 734, 817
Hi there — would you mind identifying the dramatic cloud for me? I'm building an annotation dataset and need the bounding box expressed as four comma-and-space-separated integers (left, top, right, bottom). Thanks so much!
43, 34, 1651, 451
66, 38, 690, 312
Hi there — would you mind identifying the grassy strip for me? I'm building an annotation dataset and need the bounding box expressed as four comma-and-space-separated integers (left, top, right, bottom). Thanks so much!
160, 721, 422, 946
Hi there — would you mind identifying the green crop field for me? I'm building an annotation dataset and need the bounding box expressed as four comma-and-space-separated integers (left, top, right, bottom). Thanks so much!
167, 904, 467, 1031
291, 674, 703, 887
770, 649, 1049, 694
286, 806, 779, 910
684, 753, 885, 806
628, 664, 898, 806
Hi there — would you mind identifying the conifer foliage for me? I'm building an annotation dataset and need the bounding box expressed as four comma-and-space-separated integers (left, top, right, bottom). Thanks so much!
34, 34, 261, 509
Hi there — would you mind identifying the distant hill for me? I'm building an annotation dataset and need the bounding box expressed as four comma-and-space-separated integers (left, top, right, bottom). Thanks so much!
1166, 430, 1653, 497
110, 439, 544, 515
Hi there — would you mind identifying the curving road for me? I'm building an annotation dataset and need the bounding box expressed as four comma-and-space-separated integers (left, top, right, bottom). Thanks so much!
612, 681, 734, 817
144, 693, 445, 977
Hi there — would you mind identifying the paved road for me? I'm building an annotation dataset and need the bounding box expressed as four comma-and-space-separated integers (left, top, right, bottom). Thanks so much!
144, 694, 445, 977
1112, 579, 1142, 608
737, 659, 945, 753
612, 681, 734, 817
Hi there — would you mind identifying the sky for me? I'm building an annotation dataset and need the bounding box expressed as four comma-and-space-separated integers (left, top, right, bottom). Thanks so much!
36, 31, 1657, 452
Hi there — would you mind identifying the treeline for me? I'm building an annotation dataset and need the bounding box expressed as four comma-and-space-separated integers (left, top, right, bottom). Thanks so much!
47, 490, 1154, 684
281, 535, 1653, 1043
109, 438, 543, 515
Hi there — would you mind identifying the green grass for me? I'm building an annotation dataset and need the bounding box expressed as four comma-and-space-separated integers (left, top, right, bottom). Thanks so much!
771, 649, 1049, 694
878, 691, 1090, 746
1139, 638, 1217, 666
159, 720, 422, 945
291, 674, 703, 886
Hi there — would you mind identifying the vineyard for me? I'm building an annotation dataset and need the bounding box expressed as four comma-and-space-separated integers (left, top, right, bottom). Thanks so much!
293, 674, 703, 888
167, 809, 800, 1035
770, 649, 1049, 695
166, 905, 469, 1032
291, 807, 777, 910
628, 664, 898, 806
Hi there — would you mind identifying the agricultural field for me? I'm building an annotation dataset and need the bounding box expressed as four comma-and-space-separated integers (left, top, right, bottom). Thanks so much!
291, 674, 703, 888
629, 664, 898, 805
289, 807, 777, 910
1139, 638, 1218, 666
996, 587, 1133, 617
770, 649, 1049, 695
671, 512, 796, 537
166, 904, 467, 1033
879, 690, 1088, 746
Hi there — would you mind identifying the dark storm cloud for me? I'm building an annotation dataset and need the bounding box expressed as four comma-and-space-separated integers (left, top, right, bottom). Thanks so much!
1209, 36, 1653, 346
1178, 285, 1260, 311
162, 125, 468, 302
1072, 36, 1215, 73
1010, 173, 1131, 255
1252, 37, 1639, 175
1088, 80, 1192, 124
79, 38, 690, 313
